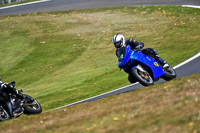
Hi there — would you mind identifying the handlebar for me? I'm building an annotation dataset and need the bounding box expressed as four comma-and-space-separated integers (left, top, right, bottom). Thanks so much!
133, 48, 142, 52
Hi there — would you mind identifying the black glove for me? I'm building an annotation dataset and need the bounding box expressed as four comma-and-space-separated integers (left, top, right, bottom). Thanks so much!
128, 38, 138, 48
129, 38, 137, 44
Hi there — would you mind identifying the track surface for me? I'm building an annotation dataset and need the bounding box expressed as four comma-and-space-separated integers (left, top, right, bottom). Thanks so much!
0, 0, 199, 111
0, 0, 200, 16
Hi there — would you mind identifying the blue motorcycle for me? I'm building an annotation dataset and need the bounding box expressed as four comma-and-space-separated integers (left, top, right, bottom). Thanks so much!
118, 45, 176, 86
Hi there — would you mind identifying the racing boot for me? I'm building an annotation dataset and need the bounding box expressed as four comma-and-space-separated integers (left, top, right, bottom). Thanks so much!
13, 107, 23, 118
155, 57, 170, 69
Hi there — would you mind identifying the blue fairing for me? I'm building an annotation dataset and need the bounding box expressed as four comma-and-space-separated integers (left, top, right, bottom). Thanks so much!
118, 45, 165, 79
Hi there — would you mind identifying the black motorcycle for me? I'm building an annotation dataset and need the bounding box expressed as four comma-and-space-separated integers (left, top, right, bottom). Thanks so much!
0, 81, 42, 121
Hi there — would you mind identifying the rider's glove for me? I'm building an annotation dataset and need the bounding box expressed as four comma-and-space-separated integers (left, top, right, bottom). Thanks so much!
135, 45, 141, 49
135, 45, 143, 49
129, 38, 137, 44
135, 42, 144, 49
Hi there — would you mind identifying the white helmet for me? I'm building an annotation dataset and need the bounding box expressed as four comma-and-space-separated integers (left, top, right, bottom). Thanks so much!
112, 34, 125, 48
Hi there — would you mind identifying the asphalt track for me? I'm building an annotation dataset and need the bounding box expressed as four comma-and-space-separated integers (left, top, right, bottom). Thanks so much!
0, 0, 200, 16
0, 0, 199, 111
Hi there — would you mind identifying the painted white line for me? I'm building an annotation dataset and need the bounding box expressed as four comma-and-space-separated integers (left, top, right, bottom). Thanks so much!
182, 5, 200, 9
173, 52, 200, 69
48, 82, 139, 112
0, 0, 51, 10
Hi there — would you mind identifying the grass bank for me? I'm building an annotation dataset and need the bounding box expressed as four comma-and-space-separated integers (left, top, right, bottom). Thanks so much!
0, 73, 199, 133
0, 6, 199, 111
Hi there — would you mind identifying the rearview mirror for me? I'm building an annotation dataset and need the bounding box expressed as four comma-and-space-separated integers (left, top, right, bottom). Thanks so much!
20, 88, 24, 93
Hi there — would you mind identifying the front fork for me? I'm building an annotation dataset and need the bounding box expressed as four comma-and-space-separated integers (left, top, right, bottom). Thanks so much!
6, 97, 13, 117
132, 65, 150, 79
134, 64, 146, 73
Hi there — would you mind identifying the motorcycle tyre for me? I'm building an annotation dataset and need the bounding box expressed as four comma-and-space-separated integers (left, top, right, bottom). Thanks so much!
128, 74, 137, 84
162, 65, 176, 81
131, 68, 154, 86
23, 94, 42, 115
0, 106, 11, 122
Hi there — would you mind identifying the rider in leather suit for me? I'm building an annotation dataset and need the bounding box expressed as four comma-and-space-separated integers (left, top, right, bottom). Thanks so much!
112, 33, 169, 68
0, 78, 24, 118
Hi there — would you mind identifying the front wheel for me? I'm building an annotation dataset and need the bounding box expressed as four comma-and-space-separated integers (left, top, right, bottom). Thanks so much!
23, 94, 42, 115
128, 74, 137, 84
0, 106, 10, 121
131, 68, 154, 86
162, 65, 176, 81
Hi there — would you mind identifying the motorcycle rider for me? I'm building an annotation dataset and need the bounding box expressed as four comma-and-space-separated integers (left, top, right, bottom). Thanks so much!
0, 78, 25, 118
112, 33, 169, 68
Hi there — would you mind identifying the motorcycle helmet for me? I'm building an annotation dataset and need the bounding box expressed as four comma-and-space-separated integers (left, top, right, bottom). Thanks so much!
112, 34, 125, 48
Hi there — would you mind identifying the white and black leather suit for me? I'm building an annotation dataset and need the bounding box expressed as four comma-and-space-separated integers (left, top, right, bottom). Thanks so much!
0, 79, 24, 117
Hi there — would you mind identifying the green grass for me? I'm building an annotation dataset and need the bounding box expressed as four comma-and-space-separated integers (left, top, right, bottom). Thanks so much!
0, 6, 199, 111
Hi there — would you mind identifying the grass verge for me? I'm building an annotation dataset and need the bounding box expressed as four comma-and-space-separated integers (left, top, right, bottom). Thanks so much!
0, 73, 199, 133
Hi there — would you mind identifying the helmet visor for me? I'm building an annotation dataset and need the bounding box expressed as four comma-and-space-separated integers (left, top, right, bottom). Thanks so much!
114, 41, 122, 48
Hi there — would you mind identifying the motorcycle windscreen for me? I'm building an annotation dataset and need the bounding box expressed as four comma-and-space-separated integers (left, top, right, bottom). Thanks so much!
118, 46, 132, 68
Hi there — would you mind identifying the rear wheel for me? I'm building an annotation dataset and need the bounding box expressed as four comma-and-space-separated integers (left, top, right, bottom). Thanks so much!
0, 106, 10, 121
162, 65, 176, 81
23, 94, 42, 115
131, 68, 154, 86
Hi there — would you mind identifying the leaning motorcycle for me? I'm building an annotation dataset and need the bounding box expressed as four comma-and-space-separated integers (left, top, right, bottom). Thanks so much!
118, 45, 176, 86
0, 82, 42, 121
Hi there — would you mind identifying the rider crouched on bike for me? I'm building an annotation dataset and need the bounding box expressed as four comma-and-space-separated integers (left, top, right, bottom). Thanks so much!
0, 78, 25, 118
112, 33, 169, 68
